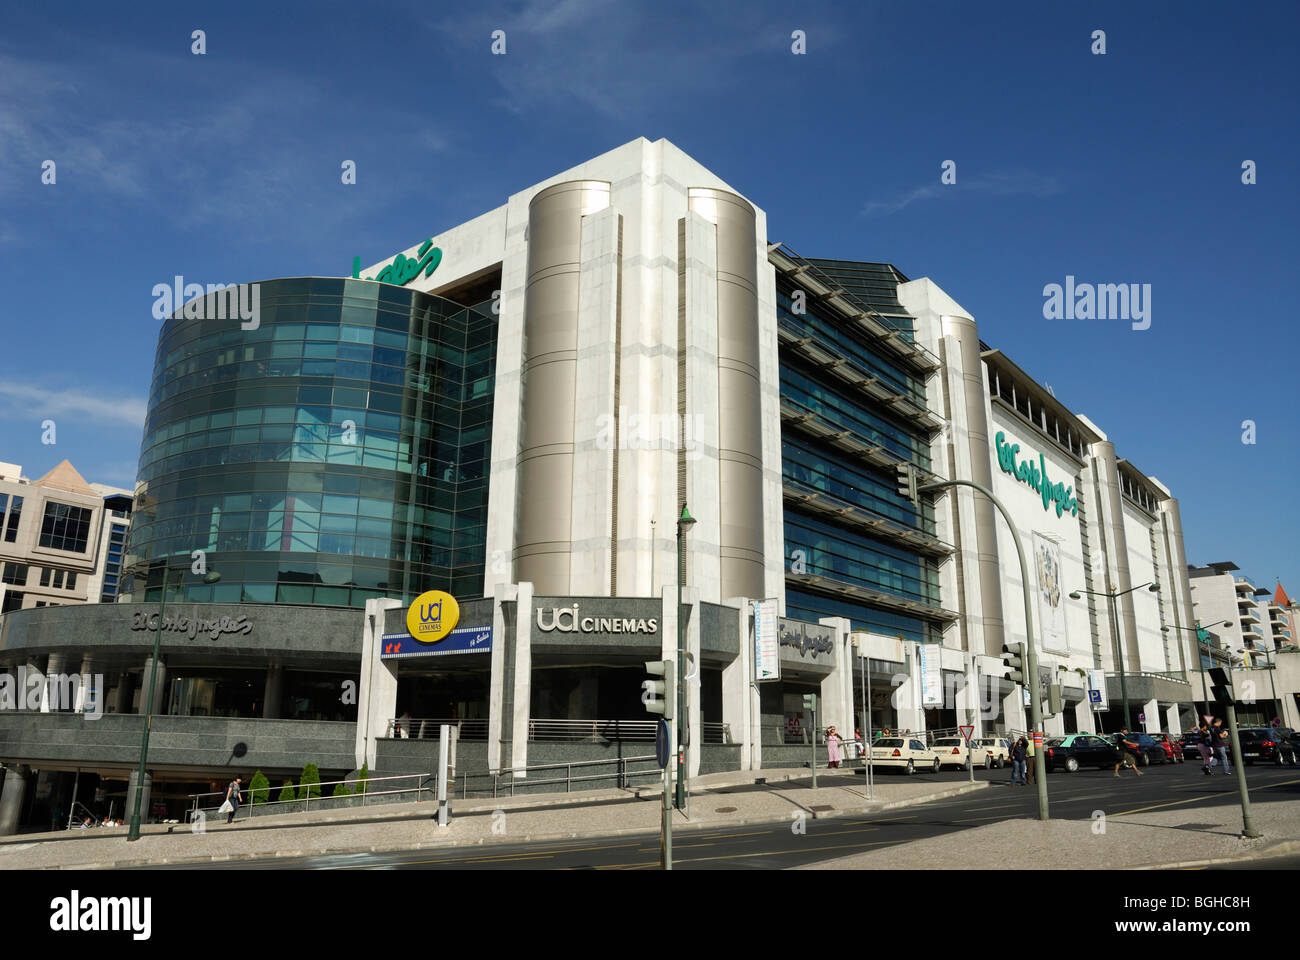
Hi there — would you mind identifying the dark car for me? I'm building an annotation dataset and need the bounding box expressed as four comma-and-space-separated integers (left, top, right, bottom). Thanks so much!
1044, 734, 1121, 772
1108, 732, 1166, 766
1237, 727, 1299, 765
1175, 732, 1203, 761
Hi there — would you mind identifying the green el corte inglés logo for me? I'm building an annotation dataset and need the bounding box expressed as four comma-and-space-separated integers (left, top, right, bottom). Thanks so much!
994, 431, 1078, 518
351, 238, 442, 286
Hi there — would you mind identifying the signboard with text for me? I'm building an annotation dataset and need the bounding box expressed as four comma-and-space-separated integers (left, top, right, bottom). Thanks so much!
380, 625, 492, 659
754, 599, 781, 681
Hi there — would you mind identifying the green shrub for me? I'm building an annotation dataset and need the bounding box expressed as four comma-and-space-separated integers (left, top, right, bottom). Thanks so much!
277, 780, 295, 804
249, 770, 271, 805
331, 781, 351, 797
356, 762, 369, 796
298, 763, 321, 801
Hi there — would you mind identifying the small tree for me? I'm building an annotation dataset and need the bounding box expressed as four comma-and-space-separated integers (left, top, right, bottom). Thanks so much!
331, 781, 351, 797
356, 762, 369, 797
298, 762, 321, 801
249, 770, 271, 805
277, 780, 296, 804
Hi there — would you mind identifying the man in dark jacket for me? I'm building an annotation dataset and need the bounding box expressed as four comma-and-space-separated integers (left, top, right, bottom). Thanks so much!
1009, 737, 1027, 785
1113, 728, 1143, 777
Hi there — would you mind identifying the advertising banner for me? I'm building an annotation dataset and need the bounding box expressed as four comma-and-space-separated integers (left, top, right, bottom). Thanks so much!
920, 642, 943, 707
380, 625, 492, 659
754, 599, 781, 681
1033, 533, 1068, 653
1087, 668, 1108, 710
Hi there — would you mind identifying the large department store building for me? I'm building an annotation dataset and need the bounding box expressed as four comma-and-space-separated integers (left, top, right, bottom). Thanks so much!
0, 138, 1233, 831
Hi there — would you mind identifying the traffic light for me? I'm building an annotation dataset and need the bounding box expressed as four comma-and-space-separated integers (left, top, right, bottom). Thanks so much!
1001, 642, 1024, 683
1209, 666, 1234, 705
802, 693, 818, 712
895, 462, 918, 506
1047, 683, 1063, 716
642, 659, 675, 720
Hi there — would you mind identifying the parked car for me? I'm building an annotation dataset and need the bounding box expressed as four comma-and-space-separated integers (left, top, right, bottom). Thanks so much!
1149, 732, 1183, 763
1237, 727, 1299, 765
973, 737, 1012, 768
1044, 734, 1121, 772
1175, 732, 1203, 761
931, 737, 989, 770
1107, 732, 1166, 766
870, 737, 940, 775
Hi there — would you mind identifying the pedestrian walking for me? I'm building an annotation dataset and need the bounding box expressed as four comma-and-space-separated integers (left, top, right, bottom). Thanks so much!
1010, 737, 1027, 785
1212, 718, 1232, 775
826, 726, 843, 768
1196, 724, 1214, 774
221, 776, 243, 824
1114, 728, 1143, 776
1025, 735, 1037, 784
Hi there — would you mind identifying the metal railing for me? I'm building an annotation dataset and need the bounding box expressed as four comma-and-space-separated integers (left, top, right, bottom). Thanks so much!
386, 717, 487, 740
187, 772, 432, 823
525, 718, 732, 744
456, 754, 663, 798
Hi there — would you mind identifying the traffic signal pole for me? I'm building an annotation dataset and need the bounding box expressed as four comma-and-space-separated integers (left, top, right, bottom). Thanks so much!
912, 473, 1049, 821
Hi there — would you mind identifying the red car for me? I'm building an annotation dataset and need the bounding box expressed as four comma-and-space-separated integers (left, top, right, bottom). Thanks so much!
1148, 732, 1183, 763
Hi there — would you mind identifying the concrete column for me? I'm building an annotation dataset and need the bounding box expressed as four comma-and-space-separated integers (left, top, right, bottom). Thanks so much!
1159, 498, 1198, 672
262, 663, 284, 719
721, 597, 753, 769
1074, 698, 1095, 735
1142, 697, 1159, 733
43, 653, 64, 712
895, 646, 926, 734
509, 581, 534, 775
74, 656, 93, 713
818, 617, 852, 737
355, 597, 401, 771
111, 671, 133, 714
139, 656, 167, 716
0, 764, 31, 836
1095, 443, 1142, 670
1003, 686, 1027, 734
1164, 704, 1182, 738
487, 582, 518, 773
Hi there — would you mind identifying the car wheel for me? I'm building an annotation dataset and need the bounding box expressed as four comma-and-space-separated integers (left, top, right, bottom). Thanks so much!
1065, 757, 1079, 773
933, 758, 941, 774
1140, 753, 1150, 767
906, 760, 915, 775
1275, 753, 1284, 767
985, 755, 992, 770
997, 757, 1006, 769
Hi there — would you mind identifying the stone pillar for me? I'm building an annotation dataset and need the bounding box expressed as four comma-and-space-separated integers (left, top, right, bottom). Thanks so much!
895, 646, 926, 734
1075, 698, 1095, 735
487, 582, 518, 773
43, 653, 64, 712
1164, 704, 1182, 738
509, 581, 534, 776
138, 656, 167, 716
1142, 697, 1160, 733
0, 764, 31, 836
818, 617, 852, 738
111, 671, 133, 714
1003, 686, 1027, 734
74, 656, 94, 713
1095, 442, 1142, 670
262, 663, 284, 719
355, 597, 401, 771
721, 597, 753, 769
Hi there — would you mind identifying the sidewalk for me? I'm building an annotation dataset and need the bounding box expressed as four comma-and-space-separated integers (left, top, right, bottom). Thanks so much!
0, 767, 984, 869
795, 798, 1300, 871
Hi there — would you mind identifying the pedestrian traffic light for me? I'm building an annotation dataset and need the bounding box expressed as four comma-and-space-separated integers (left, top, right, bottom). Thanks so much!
895, 462, 918, 506
643, 659, 675, 720
1047, 683, 1063, 716
1001, 642, 1024, 683
802, 693, 817, 712
1209, 666, 1234, 705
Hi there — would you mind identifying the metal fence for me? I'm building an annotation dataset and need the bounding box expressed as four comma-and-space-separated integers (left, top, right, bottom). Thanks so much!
384, 718, 733, 744
188, 772, 432, 823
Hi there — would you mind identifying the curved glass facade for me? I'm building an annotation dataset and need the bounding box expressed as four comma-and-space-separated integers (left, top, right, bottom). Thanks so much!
123, 277, 496, 607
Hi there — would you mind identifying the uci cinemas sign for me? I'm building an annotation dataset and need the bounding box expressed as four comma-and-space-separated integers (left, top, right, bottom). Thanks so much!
537, 604, 659, 635
994, 431, 1078, 518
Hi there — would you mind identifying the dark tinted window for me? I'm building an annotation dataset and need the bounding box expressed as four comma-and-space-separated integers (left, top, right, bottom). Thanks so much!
39, 502, 92, 552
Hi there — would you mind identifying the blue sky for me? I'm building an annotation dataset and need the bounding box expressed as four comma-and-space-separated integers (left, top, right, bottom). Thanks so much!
1, 1, 1296, 591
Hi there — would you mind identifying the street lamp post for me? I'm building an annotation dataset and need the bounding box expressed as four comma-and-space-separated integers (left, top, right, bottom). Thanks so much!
914, 477, 1049, 821
1068, 582, 1160, 731
127, 567, 220, 841
674, 505, 695, 811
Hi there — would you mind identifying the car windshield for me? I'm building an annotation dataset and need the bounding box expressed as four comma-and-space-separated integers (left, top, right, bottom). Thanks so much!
876, 739, 903, 747
1046, 738, 1065, 746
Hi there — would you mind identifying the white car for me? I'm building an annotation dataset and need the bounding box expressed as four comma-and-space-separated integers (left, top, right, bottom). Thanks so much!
973, 737, 1012, 768
931, 737, 990, 770
871, 736, 940, 774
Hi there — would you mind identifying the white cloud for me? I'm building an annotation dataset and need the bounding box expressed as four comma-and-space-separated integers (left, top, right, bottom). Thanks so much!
0, 381, 147, 429
863, 171, 1063, 217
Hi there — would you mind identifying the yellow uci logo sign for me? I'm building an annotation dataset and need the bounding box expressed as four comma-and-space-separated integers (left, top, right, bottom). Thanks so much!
406, 590, 460, 643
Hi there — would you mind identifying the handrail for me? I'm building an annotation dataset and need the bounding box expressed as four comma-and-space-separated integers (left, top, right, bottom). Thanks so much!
186, 772, 429, 822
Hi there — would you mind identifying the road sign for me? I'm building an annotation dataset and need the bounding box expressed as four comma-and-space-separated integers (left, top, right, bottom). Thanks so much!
958, 725, 974, 744
655, 719, 670, 768
1088, 690, 1101, 704
1139, 712, 1145, 723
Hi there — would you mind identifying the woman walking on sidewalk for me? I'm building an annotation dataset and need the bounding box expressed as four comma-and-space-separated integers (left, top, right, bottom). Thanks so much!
826, 726, 843, 768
